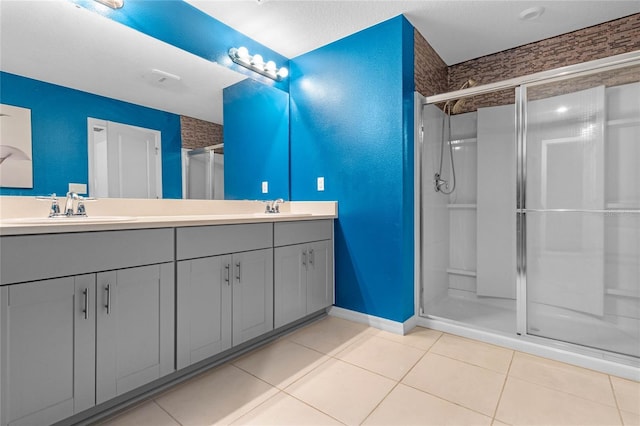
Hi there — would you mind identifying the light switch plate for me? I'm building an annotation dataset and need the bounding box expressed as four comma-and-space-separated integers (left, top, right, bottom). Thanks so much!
69, 183, 87, 194
262, 181, 269, 194
317, 177, 325, 191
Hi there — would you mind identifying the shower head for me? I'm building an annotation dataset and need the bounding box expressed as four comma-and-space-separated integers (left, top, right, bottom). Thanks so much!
451, 78, 477, 114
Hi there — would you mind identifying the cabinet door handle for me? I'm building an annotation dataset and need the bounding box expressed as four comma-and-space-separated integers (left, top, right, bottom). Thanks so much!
105, 284, 111, 315
225, 263, 230, 285
309, 249, 314, 266
235, 262, 241, 283
302, 250, 307, 269
82, 288, 89, 320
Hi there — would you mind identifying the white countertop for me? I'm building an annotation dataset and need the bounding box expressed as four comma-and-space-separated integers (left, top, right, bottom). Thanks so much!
0, 197, 337, 236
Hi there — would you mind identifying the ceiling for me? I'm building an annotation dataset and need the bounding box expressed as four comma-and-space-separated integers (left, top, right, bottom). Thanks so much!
186, 0, 640, 65
0, 0, 246, 124
1, 1, 638, 125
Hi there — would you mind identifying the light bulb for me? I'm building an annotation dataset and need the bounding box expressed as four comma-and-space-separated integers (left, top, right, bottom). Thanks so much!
237, 47, 250, 62
265, 61, 276, 72
277, 67, 289, 79
252, 54, 264, 67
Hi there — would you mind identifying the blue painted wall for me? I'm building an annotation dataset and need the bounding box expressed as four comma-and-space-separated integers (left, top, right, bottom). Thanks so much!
72, 0, 289, 92
289, 16, 415, 322
0, 72, 182, 198
223, 79, 290, 200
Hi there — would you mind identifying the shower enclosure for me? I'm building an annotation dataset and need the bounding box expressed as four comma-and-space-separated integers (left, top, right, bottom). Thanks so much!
418, 52, 640, 372
183, 147, 224, 200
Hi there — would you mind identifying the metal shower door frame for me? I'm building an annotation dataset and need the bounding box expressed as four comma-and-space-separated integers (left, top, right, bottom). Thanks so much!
419, 50, 640, 338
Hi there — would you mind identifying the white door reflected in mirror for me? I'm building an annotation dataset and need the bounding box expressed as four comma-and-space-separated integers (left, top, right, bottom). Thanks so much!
88, 118, 162, 198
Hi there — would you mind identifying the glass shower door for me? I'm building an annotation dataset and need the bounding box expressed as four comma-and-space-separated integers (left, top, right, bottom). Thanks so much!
523, 67, 640, 358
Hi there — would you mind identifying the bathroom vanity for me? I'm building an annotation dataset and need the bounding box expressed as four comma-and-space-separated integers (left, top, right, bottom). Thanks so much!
0, 198, 337, 426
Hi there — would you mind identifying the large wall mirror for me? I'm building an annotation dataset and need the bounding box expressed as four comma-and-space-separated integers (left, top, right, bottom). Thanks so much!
0, 0, 290, 200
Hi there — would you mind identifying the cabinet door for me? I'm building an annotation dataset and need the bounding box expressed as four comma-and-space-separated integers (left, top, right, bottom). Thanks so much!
307, 240, 334, 314
177, 255, 232, 369
232, 248, 274, 345
274, 244, 307, 328
96, 263, 174, 404
0, 276, 95, 426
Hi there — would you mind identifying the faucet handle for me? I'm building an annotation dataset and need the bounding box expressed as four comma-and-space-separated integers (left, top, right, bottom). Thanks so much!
36, 193, 58, 201
75, 195, 96, 217
36, 193, 61, 216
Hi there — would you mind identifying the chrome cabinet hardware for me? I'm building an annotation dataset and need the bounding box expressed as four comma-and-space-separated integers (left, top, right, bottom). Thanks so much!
309, 249, 314, 266
82, 288, 89, 320
225, 264, 230, 285
105, 284, 111, 314
302, 250, 308, 268
235, 262, 241, 283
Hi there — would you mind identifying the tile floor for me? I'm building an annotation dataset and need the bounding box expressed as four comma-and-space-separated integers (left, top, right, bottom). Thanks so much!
100, 316, 640, 426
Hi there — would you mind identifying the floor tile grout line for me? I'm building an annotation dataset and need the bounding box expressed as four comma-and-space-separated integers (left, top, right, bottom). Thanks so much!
403, 332, 496, 420
608, 374, 626, 425
355, 342, 440, 425
505, 350, 622, 410
357, 379, 402, 425
491, 349, 516, 423
427, 349, 512, 375
399, 380, 496, 420
277, 389, 348, 425
151, 399, 184, 426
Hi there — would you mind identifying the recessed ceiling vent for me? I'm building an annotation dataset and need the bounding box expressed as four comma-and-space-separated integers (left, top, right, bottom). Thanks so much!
142, 68, 183, 90
519, 6, 545, 21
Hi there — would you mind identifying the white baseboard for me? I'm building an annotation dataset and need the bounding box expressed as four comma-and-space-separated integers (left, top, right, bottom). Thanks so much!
328, 307, 418, 335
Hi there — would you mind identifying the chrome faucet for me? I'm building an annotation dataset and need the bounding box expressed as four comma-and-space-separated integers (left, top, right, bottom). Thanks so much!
265, 198, 284, 214
64, 191, 80, 216
37, 192, 94, 217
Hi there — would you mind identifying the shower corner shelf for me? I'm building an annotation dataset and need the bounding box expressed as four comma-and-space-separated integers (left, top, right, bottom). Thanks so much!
446, 268, 477, 277
447, 204, 477, 209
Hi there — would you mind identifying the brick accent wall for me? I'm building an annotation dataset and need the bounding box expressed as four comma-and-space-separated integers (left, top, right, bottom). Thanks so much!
414, 29, 448, 98
180, 115, 223, 151
415, 13, 640, 112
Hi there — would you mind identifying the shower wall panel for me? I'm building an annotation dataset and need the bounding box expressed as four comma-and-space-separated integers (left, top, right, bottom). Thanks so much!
421, 105, 450, 307
476, 104, 517, 299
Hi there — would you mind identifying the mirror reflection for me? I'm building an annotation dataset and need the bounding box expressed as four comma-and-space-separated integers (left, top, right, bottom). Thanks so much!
0, 0, 289, 200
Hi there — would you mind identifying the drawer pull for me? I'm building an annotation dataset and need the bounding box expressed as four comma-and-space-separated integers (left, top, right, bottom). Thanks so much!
105, 284, 111, 315
82, 288, 89, 320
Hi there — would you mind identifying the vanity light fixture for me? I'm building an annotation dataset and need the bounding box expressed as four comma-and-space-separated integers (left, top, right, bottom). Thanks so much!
94, 0, 124, 9
229, 47, 288, 81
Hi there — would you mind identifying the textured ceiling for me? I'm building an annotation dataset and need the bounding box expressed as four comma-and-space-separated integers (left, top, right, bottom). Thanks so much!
0, 0, 246, 123
2, 1, 638, 125
186, 0, 640, 65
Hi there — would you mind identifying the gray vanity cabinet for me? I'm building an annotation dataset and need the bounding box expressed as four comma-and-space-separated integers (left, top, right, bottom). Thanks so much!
0, 229, 175, 426
177, 254, 233, 369
0, 276, 95, 426
95, 263, 175, 404
231, 248, 274, 345
176, 223, 273, 368
274, 220, 334, 328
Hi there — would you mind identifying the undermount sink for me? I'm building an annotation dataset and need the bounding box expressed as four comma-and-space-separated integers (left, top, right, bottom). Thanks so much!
1, 215, 137, 224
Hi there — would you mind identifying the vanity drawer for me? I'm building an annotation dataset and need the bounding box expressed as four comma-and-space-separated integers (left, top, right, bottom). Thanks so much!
274, 220, 333, 247
176, 223, 272, 260
0, 228, 174, 285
